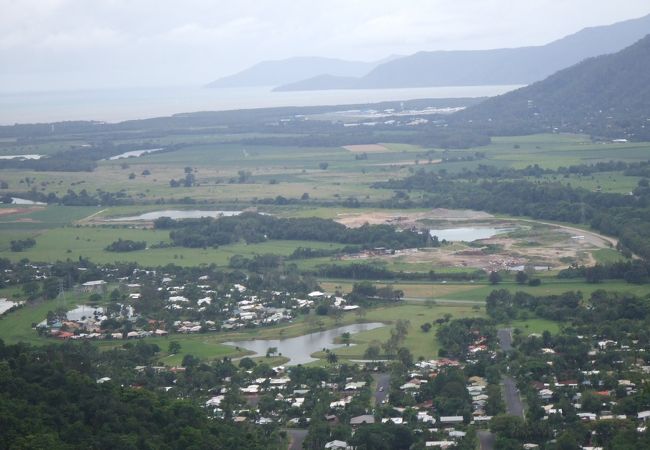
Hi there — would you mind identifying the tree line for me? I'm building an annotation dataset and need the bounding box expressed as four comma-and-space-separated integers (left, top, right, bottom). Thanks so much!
155, 212, 429, 250
0, 340, 282, 449
376, 171, 650, 259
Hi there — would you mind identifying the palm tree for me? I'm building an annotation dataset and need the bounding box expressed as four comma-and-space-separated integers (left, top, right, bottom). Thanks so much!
326, 351, 338, 365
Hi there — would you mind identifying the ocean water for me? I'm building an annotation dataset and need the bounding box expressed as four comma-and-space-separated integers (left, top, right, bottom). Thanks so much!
0, 84, 521, 125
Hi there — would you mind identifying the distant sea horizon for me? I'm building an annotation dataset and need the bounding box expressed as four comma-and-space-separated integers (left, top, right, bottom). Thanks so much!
0, 84, 521, 126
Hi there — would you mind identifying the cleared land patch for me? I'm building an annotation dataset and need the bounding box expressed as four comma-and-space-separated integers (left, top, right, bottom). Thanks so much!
335, 209, 618, 271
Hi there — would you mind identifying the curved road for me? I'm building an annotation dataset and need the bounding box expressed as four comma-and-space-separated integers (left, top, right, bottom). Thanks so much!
516, 218, 618, 248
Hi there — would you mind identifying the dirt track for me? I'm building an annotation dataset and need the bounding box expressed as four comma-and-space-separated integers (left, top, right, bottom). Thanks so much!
517, 218, 617, 248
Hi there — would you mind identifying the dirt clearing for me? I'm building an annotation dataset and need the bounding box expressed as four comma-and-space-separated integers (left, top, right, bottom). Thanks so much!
0, 207, 42, 217
336, 209, 494, 228
335, 209, 618, 271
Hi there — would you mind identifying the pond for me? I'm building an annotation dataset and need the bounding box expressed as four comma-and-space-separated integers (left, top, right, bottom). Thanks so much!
11, 197, 46, 205
109, 210, 242, 221
429, 227, 514, 242
507, 265, 551, 272
0, 154, 44, 160
65, 305, 105, 321
0, 299, 22, 315
224, 322, 385, 365
107, 148, 164, 160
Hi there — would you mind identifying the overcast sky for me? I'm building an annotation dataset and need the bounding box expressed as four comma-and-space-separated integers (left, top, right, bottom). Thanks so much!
1, 0, 649, 92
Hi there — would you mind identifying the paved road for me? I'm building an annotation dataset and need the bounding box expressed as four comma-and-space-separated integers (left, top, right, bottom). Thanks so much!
497, 328, 525, 419
497, 328, 513, 353
286, 429, 308, 450
372, 373, 390, 405
502, 376, 525, 418
478, 430, 496, 450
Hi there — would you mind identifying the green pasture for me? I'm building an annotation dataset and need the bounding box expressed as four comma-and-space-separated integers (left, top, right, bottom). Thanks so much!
441, 280, 650, 301
530, 171, 641, 194
0, 291, 85, 345
506, 318, 561, 335
320, 279, 650, 303
0, 138, 91, 157
3, 134, 650, 206
495, 137, 650, 169
3, 224, 345, 266
317, 303, 484, 362
592, 248, 629, 264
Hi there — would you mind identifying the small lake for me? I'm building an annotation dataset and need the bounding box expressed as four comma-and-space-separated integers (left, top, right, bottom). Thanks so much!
507, 265, 551, 272
225, 322, 385, 365
429, 227, 514, 242
108, 148, 164, 160
65, 305, 105, 321
109, 210, 242, 221
0, 299, 22, 315
0, 154, 44, 160
11, 197, 46, 205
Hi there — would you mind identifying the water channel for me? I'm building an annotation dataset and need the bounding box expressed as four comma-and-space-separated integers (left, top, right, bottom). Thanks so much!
109, 210, 242, 221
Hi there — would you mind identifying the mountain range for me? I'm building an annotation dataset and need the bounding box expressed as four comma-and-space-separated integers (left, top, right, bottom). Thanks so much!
454, 33, 650, 140
205, 56, 399, 88
206, 13, 650, 92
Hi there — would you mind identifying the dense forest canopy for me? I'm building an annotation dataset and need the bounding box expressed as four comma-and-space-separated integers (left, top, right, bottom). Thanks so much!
155, 212, 430, 249
0, 340, 280, 450
455, 34, 650, 140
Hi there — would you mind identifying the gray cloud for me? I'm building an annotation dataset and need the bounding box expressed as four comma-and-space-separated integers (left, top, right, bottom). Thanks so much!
0, 0, 648, 91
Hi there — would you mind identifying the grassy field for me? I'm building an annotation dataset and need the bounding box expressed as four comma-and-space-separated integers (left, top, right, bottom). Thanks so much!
0, 283, 566, 366
2, 222, 346, 266
316, 303, 484, 361
6, 133, 647, 205
441, 280, 650, 300
0, 132, 645, 269
1, 132, 650, 366
0, 291, 480, 366
320, 279, 650, 302
319, 280, 480, 298
593, 248, 629, 264
0, 292, 85, 345
505, 318, 561, 335
0, 278, 634, 365
485, 135, 650, 170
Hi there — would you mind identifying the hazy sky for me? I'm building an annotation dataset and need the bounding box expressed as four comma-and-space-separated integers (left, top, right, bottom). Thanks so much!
1, 0, 649, 92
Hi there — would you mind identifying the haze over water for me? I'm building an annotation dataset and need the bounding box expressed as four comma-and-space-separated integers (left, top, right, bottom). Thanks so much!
0, 85, 521, 125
